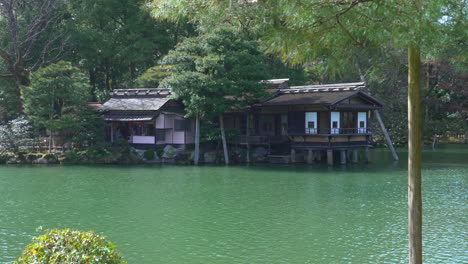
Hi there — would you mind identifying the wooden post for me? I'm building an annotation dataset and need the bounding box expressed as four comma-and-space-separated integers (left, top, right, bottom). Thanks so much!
352, 149, 358, 164
219, 114, 229, 165
340, 149, 346, 165
326, 149, 333, 166
290, 148, 296, 163
375, 110, 399, 161
110, 122, 114, 143
364, 147, 369, 163
316, 150, 322, 162
194, 114, 200, 165
246, 112, 250, 164
307, 149, 314, 164
408, 43, 422, 264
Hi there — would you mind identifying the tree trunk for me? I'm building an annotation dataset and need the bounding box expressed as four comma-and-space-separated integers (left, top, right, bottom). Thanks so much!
375, 110, 399, 161
219, 114, 229, 165
408, 44, 422, 264
194, 114, 200, 165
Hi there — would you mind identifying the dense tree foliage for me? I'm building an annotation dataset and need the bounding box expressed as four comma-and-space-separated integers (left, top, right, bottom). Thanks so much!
159, 28, 270, 164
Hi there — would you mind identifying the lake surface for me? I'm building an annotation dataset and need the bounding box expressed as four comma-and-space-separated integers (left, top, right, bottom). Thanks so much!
0, 146, 466, 263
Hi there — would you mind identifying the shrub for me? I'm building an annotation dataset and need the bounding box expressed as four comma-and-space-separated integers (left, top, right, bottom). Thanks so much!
143, 150, 155, 160
63, 150, 82, 164
14, 229, 126, 264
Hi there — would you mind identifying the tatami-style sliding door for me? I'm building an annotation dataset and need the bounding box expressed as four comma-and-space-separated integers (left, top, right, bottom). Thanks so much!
305, 112, 317, 134
330, 112, 340, 134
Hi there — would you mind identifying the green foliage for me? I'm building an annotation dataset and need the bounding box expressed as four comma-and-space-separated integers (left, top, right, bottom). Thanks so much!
0, 117, 34, 152
143, 150, 156, 160
160, 27, 270, 118
14, 229, 126, 264
66, 0, 194, 100
24, 61, 91, 132
136, 65, 173, 88
0, 78, 18, 121
69, 107, 107, 149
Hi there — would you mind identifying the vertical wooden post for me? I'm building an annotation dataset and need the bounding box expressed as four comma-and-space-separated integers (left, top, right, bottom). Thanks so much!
352, 149, 358, 164
408, 43, 422, 264
246, 112, 250, 164
110, 122, 114, 143
194, 114, 200, 165
219, 114, 229, 165
290, 148, 296, 163
340, 149, 346, 165
364, 147, 369, 163
307, 149, 314, 164
316, 150, 322, 162
326, 149, 333, 166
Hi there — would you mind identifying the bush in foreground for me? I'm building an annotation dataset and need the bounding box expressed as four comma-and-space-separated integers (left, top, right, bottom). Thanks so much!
15, 229, 126, 264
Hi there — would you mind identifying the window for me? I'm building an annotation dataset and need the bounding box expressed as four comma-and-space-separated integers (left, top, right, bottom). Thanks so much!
332, 121, 338, 128
175, 119, 190, 131
308, 121, 315, 129
156, 129, 166, 141
360, 121, 365, 128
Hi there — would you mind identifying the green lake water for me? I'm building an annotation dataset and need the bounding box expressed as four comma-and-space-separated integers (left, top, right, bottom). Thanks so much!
0, 146, 467, 263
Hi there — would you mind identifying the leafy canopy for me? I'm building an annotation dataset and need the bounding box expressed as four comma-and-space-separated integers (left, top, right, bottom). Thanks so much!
159, 27, 270, 118
23, 61, 91, 131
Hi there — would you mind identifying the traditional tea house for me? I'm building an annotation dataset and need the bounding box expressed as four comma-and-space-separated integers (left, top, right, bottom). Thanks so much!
224, 80, 386, 164
99, 88, 194, 146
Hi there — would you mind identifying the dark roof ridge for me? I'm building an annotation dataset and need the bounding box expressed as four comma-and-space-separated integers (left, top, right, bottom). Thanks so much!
285, 82, 365, 93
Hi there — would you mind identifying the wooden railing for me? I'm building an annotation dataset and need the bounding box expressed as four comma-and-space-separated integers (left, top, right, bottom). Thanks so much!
288, 127, 373, 136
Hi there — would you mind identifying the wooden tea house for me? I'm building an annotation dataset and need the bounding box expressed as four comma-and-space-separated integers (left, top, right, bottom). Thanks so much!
99, 88, 194, 146
224, 80, 385, 164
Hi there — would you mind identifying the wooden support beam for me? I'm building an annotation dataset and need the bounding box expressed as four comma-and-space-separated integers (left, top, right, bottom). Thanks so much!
340, 150, 347, 165
307, 149, 314, 164
290, 148, 296, 163
352, 149, 359, 164
364, 147, 369, 163
246, 112, 250, 164
375, 110, 399, 161
327, 149, 333, 166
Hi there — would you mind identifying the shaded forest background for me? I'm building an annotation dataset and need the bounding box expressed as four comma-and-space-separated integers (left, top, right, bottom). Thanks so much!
0, 0, 466, 146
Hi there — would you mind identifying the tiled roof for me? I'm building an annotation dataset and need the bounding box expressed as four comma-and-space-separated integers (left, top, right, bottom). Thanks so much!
110, 88, 172, 98
99, 97, 171, 111
261, 82, 382, 107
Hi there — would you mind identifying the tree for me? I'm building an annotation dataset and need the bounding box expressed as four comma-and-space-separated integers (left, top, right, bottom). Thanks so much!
65, 0, 195, 101
0, 0, 68, 113
150, 0, 466, 262
159, 28, 269, 165
23, 61, 91, 150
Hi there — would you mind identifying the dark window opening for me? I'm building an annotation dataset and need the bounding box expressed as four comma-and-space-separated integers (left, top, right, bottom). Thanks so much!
360, 121, 365, 128
332, 121, 338, 128
156, 129, 166, 141
175, 119, 190, 131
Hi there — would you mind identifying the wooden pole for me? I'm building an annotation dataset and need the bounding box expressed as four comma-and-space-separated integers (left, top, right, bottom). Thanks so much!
352, 149, 358, 164
408, 44, 422, 264
246, 112, 250, 163
307, 149, 314, 164
375, 110, 399, 161
219, 114, 229, 165
290, 148, 296, 163
340, 149, 346, 165
194, 114, 200, 165
326, 149, 333, 166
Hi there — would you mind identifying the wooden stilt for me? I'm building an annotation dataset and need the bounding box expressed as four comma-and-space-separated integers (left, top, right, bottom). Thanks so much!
307, 149, 314, 164
340, 150, 346, 165
246, 112, 250, 163
327, 149, 333, 166
290, 148, 296, 163
364, 147, 369, 163
352, 149, 359, 164
317, 150, 322, 162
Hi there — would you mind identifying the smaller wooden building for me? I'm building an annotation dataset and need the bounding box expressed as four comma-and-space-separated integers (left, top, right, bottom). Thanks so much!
224, 81, 384, 164
99, 88, 194, 146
